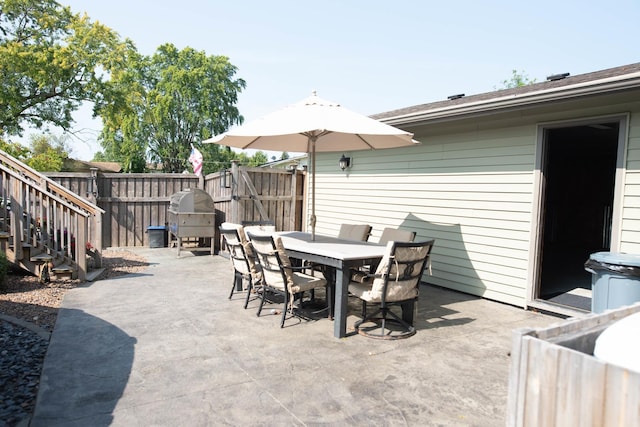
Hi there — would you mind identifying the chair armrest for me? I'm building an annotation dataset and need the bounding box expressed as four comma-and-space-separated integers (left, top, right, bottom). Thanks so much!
350, 271, 383, 284
282, 264, 309, 273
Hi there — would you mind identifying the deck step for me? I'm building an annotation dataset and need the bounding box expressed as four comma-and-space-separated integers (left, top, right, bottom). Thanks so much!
51, 264, 74, 273
30, 253, 53, 262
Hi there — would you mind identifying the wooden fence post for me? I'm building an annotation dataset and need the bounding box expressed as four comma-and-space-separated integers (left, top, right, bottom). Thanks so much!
230, 160, 240, 224
290, 167, 297, 231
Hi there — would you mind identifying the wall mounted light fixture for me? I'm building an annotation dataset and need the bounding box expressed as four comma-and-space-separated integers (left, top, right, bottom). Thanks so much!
339, 154, 351, 170
220, 168, 232, 188
86, 167, 98, 198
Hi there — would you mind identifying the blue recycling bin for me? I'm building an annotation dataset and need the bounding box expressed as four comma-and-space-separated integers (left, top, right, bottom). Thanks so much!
585, 252, 640, 313
147, 226, 168, 248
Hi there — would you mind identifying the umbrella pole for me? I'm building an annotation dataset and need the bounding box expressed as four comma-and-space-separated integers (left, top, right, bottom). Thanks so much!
310, 136, 317, 241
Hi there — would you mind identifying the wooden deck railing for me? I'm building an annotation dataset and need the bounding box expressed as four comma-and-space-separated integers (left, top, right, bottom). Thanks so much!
0, 150, 104, 280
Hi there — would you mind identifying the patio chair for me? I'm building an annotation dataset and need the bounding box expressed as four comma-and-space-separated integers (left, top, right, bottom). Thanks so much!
305, 223, 373, 285
219, 223, 262, 309
351, 227, 417, 282
378, 227, 416, 244
242, 220, 276, 236
338, 223, 372, 241
248, 232, 329, 328
349, 239, 435, 339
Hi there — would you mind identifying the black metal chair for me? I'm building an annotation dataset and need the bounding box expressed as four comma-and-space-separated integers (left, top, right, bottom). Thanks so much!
349, 239, 435, 339
249, 232, 329, 328
219, 224, 262, 309
350, 227, 417, 281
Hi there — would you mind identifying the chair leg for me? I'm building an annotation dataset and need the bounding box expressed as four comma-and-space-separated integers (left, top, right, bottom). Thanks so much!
321, 272, 336, 320
229, 271, 240, 299
243, 280, 253, 309
401, 300, 415, 325
256, 286, 267, 317
386, 309, 415, 335
354, 302, 416, 340
281, 291, 289, 328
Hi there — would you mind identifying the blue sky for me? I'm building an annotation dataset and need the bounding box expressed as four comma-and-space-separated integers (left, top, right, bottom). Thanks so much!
38, 0, 640, 160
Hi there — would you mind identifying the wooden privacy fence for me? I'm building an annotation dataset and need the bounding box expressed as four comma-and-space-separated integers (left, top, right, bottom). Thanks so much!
47, 163, 306, 249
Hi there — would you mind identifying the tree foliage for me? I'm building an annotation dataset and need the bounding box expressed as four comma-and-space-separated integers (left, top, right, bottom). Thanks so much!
98, 43, 246, 173
0, 137, 30, 160
497, 69, 537, 89
0, 1, 269, 172
0, 133, 70, 171
26, 133, 70, 171
0, 0, 135, 136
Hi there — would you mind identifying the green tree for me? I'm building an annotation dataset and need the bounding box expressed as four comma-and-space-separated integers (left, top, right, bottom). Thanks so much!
497, 70, 537, 89
247, 151, 268, 167
0, 137, 30, 161
0, 0, 135, 136
25, 134, 69, 171
99, 43, 246, 173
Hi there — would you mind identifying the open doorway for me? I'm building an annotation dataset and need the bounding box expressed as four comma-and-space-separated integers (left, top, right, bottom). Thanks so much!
536, 121, 619, 311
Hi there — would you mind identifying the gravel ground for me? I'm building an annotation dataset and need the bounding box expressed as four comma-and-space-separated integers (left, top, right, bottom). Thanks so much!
0, 249, 149, 427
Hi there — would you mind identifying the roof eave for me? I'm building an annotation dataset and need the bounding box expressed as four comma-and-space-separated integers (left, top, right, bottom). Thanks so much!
380, 72, 640, 127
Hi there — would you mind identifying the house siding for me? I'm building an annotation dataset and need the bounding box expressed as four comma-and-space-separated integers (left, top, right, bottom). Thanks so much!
310, 97, 640, 309
312, 125, 536, 307
620, 110, 640, 253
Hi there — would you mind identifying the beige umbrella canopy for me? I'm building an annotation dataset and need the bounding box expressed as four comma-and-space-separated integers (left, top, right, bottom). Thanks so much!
204, 91, 419, 239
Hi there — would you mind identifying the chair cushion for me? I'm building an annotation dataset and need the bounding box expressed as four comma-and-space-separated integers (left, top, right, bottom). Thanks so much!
244, 225, 276, 236
257, 236, 326, 296
290, 271, 326, 294
349, 242, 424, 303
350, 271, 372, 284
273, 235, 295, 287
338, 224, 371, 241
378, 227, 416, 244
221, 222, 260, 278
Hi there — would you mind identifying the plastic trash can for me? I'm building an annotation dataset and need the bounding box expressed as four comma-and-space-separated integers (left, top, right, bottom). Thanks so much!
147, 226, 168, 248
584, 252, 640, 313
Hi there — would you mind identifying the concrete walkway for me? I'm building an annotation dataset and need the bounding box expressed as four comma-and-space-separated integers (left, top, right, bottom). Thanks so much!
31, 247, 559, 426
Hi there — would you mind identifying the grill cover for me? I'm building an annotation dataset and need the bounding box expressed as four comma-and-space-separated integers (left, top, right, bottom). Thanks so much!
169, 188, 214, 213
168, 188, 216, 241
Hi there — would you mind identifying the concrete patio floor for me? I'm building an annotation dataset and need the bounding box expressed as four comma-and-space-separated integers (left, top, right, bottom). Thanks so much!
31, 247, 560, 426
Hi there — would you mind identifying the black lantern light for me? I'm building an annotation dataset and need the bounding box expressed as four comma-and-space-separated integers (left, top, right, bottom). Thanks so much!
220, 168, 232, 188
339, 154, 351, 170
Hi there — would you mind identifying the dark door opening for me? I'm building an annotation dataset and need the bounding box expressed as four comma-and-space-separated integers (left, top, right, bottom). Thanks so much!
538, 122, 619, 311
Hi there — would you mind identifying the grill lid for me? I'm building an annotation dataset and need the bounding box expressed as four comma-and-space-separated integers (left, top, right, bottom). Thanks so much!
169, 188, 214, 213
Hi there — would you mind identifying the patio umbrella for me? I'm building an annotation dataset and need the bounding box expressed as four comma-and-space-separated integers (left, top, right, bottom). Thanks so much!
204, 91, 419, 239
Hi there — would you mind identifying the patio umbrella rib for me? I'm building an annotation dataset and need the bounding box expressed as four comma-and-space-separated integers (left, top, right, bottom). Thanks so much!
355, 134, 375, 149
240, 136, 263, 150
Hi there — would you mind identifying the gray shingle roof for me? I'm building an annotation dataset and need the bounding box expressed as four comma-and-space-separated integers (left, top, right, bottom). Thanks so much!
372, 62, 640, 121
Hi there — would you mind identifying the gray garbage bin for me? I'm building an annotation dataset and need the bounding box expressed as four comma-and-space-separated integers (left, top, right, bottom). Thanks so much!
147, 226, 168, 248
584, 252, 640, 313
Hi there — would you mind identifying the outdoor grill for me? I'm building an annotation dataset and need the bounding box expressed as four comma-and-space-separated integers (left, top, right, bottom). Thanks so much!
168, 188, 216, 256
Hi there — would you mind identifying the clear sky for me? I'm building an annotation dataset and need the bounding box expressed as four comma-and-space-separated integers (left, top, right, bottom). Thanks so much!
35, 0, 640, 160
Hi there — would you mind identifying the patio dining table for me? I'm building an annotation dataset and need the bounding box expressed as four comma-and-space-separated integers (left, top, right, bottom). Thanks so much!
276, 231, 387, 338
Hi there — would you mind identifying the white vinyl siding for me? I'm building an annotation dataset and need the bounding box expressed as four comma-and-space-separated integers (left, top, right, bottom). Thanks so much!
620, 111, 640, 253
305, 98, 640, 309
310, 125, 536, 306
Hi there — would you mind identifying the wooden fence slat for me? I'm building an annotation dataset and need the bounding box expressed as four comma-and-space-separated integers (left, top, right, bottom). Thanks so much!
46, 167, 305, 248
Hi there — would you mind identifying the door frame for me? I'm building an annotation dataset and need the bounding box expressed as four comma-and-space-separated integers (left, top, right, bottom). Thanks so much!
526, 114, 629, 315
